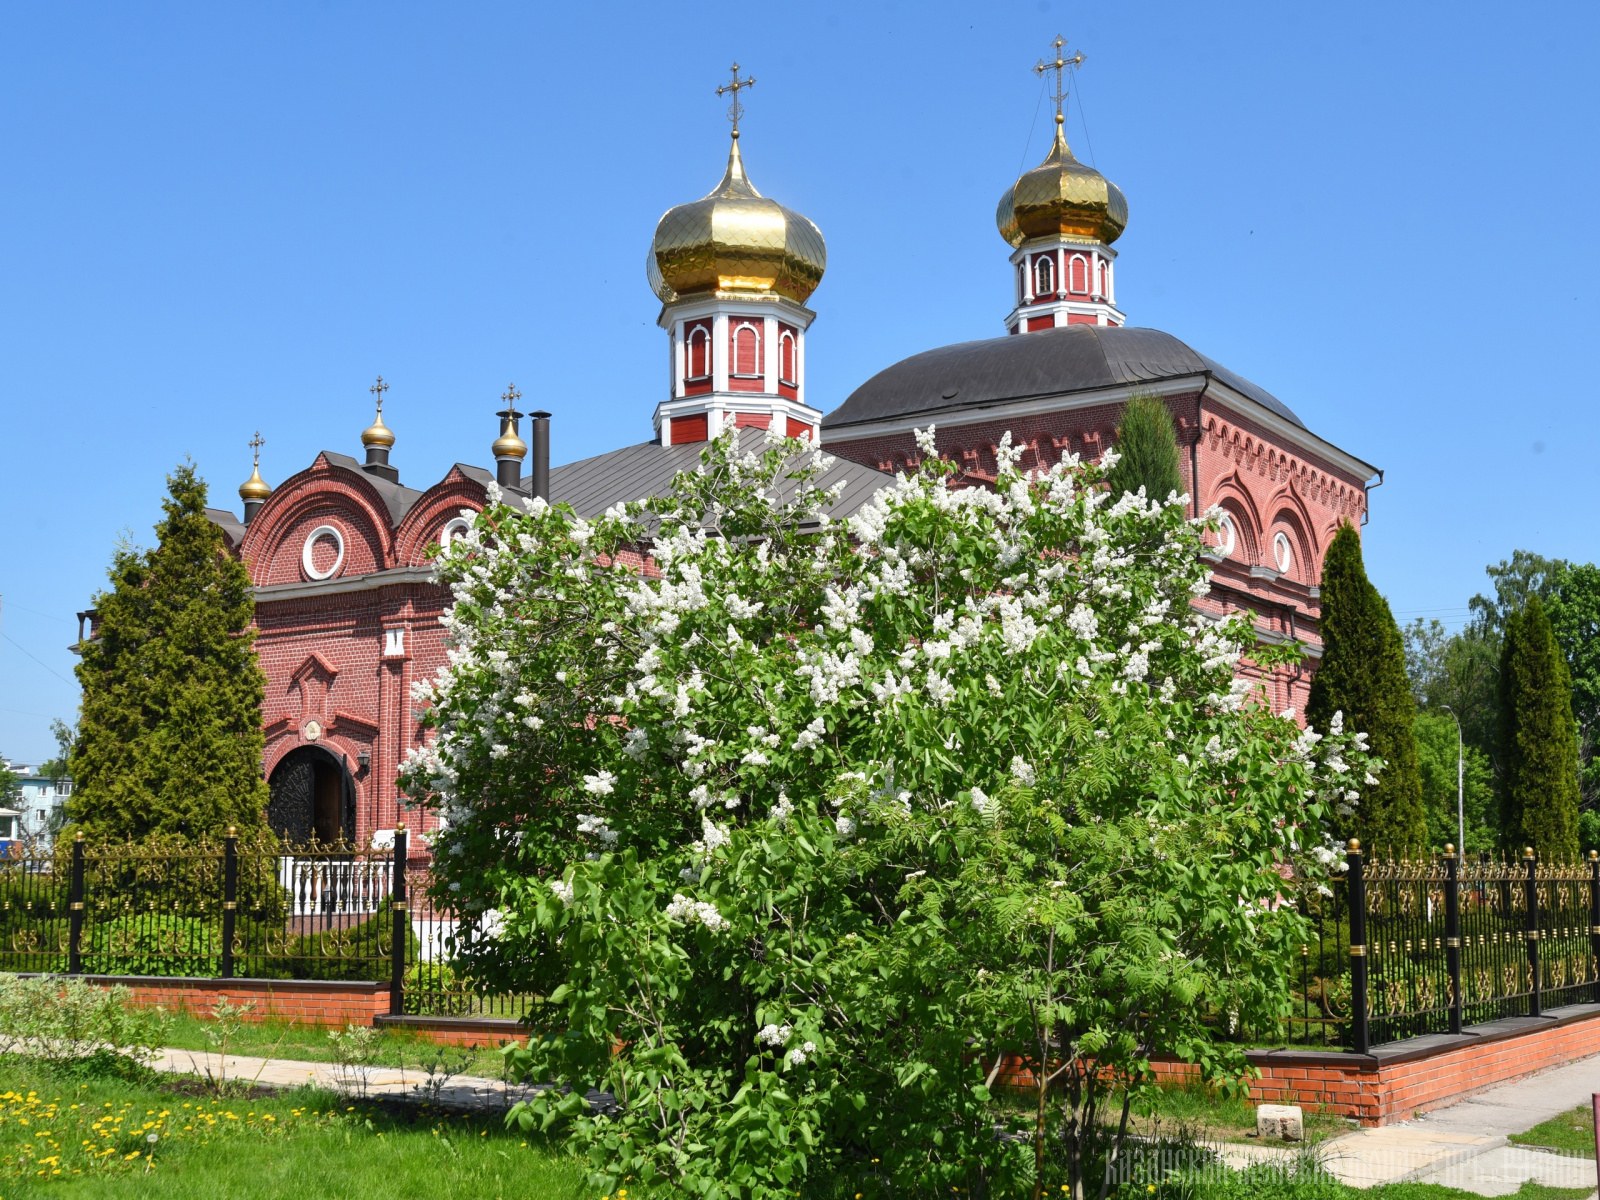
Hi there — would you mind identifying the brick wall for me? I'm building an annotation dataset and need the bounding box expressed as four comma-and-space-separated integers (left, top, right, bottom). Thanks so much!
995, 1004, 1600, 1126
79, 975, 391, 1028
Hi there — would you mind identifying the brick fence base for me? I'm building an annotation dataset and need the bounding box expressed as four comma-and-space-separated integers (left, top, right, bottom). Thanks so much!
60, 975, 392, 1029
42, 975, 1600, 1117
1003, 1002, 1600, 1126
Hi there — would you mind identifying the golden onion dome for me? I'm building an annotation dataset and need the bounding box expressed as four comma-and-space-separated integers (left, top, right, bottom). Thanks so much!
238, 462, 272, 503
492, 419, 527, 460
360, 412, 395, 449
997, 116, 1128, 248
648, 136, 826, 305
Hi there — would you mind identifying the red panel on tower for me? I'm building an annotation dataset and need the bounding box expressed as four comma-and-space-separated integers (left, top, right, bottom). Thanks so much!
733, 412, 772, 430
1026, 315, 1056, 332
671, 414, 709, 443
786, 418, 813, 440
1066, 312, 1097, 326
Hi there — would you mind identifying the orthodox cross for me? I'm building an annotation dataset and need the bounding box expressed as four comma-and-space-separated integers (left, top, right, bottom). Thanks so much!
369, 374, 389, 419
249, 430, 265, 468
1035, 34, 1085, 124
499, 382, 523, 421
716, 63, 755, 136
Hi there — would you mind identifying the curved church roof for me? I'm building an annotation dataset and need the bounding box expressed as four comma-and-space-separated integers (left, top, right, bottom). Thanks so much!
822, 325, 1304, 431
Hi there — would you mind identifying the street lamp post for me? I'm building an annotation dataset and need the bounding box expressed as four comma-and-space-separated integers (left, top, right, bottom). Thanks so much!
1442, 705, 1465, 856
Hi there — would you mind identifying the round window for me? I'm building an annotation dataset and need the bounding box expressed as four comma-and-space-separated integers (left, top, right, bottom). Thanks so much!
301, 524, 346, 581
1273, 531, 1294, 575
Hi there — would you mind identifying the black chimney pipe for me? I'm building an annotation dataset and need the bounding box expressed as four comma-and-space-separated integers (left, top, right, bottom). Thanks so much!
530, 411, 551, 501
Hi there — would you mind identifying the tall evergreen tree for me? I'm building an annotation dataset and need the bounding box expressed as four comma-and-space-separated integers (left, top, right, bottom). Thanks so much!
1496, 595, 1581, 860
1306, 523, 1427, 854
1104, 394, 1184, 501
69, 464, 270, 839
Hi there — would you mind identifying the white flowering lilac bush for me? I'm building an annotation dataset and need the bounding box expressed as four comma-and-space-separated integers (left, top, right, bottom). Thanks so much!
400, 430, 1373, 1200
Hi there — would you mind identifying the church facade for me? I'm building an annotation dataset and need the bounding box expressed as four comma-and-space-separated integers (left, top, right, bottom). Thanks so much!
205, 54, 1378, 850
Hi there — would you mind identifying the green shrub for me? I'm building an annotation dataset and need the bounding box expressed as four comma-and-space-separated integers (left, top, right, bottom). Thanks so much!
269, 907, 415, 983
0, 973, 168, 1076
82, 913, 223, 977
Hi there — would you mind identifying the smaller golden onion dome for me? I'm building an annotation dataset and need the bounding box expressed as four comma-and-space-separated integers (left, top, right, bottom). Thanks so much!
648, 136, 827, 305
492, 419, 527, 461
997, 116, 1128, 248
238, 462, 272, 503
361, 412, 395, 449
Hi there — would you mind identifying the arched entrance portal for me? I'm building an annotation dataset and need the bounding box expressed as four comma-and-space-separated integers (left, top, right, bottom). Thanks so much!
267, 746, 356, 845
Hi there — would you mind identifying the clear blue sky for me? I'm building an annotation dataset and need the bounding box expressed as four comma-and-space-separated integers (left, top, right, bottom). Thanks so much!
3, 2, 1596, 763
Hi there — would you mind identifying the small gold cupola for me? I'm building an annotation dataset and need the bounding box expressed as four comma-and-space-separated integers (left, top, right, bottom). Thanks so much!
239, 431, 271, 523
360, 375, 400, 482
997, 36, 1128, 334
492, 384, 527, 490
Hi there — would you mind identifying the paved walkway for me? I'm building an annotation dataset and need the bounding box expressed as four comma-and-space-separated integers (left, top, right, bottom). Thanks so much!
149, 1045, 532, 1110
147, 1045, 1600, 1195
1233, 1054, 1600, 1195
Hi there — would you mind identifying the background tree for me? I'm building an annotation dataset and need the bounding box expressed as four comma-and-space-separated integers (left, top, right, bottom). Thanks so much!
38, 718, 74, 785
1307, 522, 1427, 853
68, 464, 270, 839
1497, 595, 1581, 860
1403, 618, 1499, 755
0, 758, 18, 808
1414, 709, 1494, 853
1103, 393, 1184, 501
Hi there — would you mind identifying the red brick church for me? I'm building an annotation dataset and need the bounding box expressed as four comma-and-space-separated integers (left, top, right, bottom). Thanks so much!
210, 53, 1378, 850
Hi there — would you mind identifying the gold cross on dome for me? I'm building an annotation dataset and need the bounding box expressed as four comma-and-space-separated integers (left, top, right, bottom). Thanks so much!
716, 62, 756, 137
500, 383, 523, 419
369, 374, 389, 417
249, 430, 265, 468
1035, 34, 1085, 125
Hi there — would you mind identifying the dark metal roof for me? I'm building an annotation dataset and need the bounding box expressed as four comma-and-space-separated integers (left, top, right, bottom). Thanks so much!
538, 430, 892, 520
822, 325, 1305, 431
319, 452, 426, 524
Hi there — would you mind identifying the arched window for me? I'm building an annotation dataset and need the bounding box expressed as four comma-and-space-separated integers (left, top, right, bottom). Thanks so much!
1033, 254, 1055, 296
1098, 260, 1109, 299
779, 329, 797, 385
1069, 254, 1088, 294
1017, 262, 1027, 302
731, 321, 762, 378
686, 324, 711, 380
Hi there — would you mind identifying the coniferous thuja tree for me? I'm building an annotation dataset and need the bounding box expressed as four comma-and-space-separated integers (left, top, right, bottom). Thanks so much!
1306, 522, 1427, 854
1104, 393, 1185, 501
69, 464, 271, 839
1497, 595, 1581, 860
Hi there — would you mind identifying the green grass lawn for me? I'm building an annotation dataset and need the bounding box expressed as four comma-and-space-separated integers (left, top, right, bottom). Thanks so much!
0, 1059, 593, 1199
154, 1010, 517, 1081
1509, 1103, 1597, 1158
3, 1053, 1593, 1200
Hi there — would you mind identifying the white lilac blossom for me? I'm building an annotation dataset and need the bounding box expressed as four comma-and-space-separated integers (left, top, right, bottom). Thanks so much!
757, 1023, 792, 1046
583, 770, 617, 796
550, 879, 574, 907
665, 894, 729, 932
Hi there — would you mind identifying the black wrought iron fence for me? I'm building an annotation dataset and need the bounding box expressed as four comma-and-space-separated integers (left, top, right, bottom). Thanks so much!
1340, 843, 1600, 1050
0, 828, 533, 1021
8, 830, 1598, 1047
